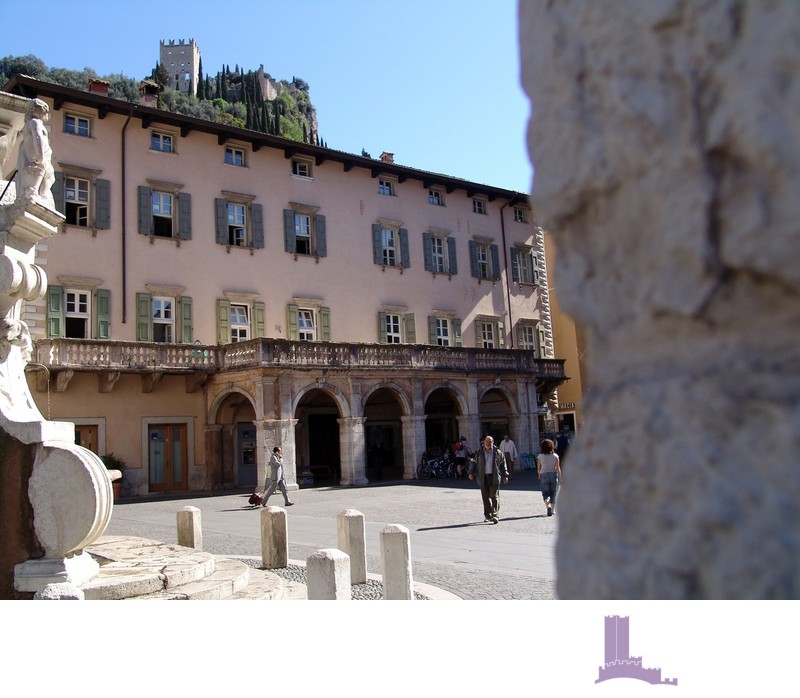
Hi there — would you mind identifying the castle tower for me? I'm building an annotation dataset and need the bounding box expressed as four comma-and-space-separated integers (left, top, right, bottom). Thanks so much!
159, 39, 201, 95
604, 615, 631, 664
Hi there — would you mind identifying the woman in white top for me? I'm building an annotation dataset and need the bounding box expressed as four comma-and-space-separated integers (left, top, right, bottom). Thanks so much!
536, 439, 562, 516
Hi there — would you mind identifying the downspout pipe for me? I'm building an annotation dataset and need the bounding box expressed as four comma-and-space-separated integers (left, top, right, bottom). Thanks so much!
121, 109, 133, 324
500, 195, 518, 348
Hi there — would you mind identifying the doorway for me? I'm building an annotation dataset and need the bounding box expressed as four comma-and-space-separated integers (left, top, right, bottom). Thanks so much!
148, 423, 188, 492
237, 422, 257, 487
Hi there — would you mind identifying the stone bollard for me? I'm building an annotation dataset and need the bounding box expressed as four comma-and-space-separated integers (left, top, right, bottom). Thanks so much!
380, 524, 413, 600
261, 506, 288, 569
337, 509, 367, 584
307, 548, 351, 600
34, 582, 84, 600
176, 506, 202, 550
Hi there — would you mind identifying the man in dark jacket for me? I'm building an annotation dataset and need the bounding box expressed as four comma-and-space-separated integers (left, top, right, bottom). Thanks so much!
468, 435, 509, 524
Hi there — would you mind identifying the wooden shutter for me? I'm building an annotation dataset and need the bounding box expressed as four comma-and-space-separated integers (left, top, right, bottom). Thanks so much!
453, 318, 463, 347
372, 224, 383, 265
378, 312, 387, 343
52, 171, 65, 214
447, 236, 458, 275
215, 198, 228, 245
403, 313, 416, 344
315, 214, 327, 257
254, 301, 266, 338
422, 232, 434, 272
283, 209, 295, 252
136, 292, 152, 342
532, 253, 540, 285
287, 303, 299, 340
399, 228, 410, 268
497, 321, 505, 347
95, 178, 111, 229
251, 203, 264, 248
537, 326, 547, 358
137, 186, 152, 235
427, 316, 437, 345
96, 288, 111, 339
490, 244, 501, 281
217, 299, 230, 344
510, 247, 520, 283
47, 285, 64, 338
469, 240, 480, 278
178, 192, 192, 240
319, 306, 331, 341
179, 296, 193, 343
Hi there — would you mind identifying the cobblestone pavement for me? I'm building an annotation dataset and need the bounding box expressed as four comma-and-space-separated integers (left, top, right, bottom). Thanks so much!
106, 468, 558, 600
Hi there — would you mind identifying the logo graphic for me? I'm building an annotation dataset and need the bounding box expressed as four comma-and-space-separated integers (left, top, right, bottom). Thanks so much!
596, 615, 678, 686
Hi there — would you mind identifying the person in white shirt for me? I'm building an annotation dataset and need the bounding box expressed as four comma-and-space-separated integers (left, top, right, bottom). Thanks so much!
499, 434, 518, 478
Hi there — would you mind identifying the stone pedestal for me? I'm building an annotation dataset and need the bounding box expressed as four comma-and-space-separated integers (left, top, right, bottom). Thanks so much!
337, 509, 367, 585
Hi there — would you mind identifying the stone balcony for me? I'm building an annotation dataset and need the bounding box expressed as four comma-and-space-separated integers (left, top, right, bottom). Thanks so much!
30, 338, 567, 393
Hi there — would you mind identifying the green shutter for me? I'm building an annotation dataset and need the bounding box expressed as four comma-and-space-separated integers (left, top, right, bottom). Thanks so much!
453, 318, 463, 347
428, 316, 437, 345
178, 192, 192, 240
52, 172, 65, 214
252, 203, 264, 248
96, 288, 111, 339
422, 232, 433, 272
372, 224, 382, 265
215, 198, 228, 245
490, 244, 501, 281
47, 285, 64, 338
95, 178, 111, 229
403, 313, 416, 344
287, 303, 299, 340
136, 292, 152, 342
315, 214, 327, 257
469, 240, 480, 278
510, 247, 520, 283
497, 321, 505, 347
254, 301, 266, 338
532, 253, 540, 285
283, 209, 295, 252
138, 186, 152, 235
399, 228, 410, 268
319, 306, 331, 341
447, 236, 458, 275
378, 312, 387, 343
537, 326, 547, 358
180, 296, 193, 343
217, 299, 231, 344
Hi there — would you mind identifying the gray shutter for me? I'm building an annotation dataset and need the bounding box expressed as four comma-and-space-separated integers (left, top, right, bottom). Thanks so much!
136, 292, 152, 342
315, 214, 327, 257
497, 321, 505, 347
96, 288, 111, 339
52, 171, 65, 214
217, 299, 230, 344
283, 209, 295, 252
251, 203, 264, 248
447, 236, 458, 275
378, 312, 387, 343
403, 313, 416, 344
537, 325, 547, 358
178, 192, 192, 240
428, 316, 437, 345
319, 306, 331, 341
453, 318, 463, 347
399, 228, 410, 268
532, 252, 540, 285
180, 296, 193, 343
47, 285, 64, 338
422, 232, 434, 272
287, 303, 299, 340
215, 198, 228, 245
469, 240, 480, 278
517, 323, 525, 348
254, 301, 266, 338
510, 247, 520, 282
95, 178, 111, 229
490, 244, 501, 281
138, 186, 152, 235
372, 224, 382, 265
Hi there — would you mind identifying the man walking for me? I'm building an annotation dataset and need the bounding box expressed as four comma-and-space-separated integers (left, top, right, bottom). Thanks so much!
262, 446, 294, 507
468, 435, 509, 524
499, 434, 518, 478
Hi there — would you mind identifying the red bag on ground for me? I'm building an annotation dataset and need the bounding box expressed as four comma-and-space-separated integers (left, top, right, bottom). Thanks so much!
248, 491, 264, 506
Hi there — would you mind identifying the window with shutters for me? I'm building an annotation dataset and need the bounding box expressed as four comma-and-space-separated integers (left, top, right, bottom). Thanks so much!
513, 206, 529, 223
138, 182, 192, 241
287, 302, 331, 342
47, 283, 110, 340
283, 204, 326, 258
378, 310, 416, 344
215, 193, 263, 251
517, 321, 547, 358
53, 166, 110, 231
476, 317, 505, 349
152, 297, 174, 342
64, 112, 91, 137
136, 290, 192, 343
150, 130, 176, 154
423, 230, 457, 276
469, 239, 500, 282
511, 245, 540, 285
216, 296, 265, 344
372, 221, 410, 270
230, 305, 250, 342
428, 314, 462, 347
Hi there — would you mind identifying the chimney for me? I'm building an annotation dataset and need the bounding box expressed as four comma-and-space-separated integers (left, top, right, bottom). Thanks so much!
379, 151, 394, 164
87, 79, 110, 96
139, 80, 160, 107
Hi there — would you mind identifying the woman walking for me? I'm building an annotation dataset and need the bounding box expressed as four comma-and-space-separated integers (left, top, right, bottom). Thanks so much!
262, 446, 294, 507
536, 439, 562, 516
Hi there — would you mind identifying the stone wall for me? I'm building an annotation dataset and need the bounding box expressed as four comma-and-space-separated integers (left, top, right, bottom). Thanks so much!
519, 0, 800, 598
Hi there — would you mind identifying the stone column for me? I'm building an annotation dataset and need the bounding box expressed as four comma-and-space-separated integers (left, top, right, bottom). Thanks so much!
338, 416, 368, 486
400, 415, 425, 479
380, 524, 413, 600
520, 1, 800, 598
337, 509, 367, 584
261, 506, 288, 569
307, 549, 351, 600
177, 506, 202, 550
258, 418, 298, 490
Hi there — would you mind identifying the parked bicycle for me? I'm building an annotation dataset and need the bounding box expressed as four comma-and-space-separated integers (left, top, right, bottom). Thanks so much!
417, 452, 457, 480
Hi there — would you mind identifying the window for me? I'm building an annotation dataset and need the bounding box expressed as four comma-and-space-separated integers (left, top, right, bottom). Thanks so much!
216, 298, 265, 343
291, 158, 313, 178
511, 246, 540, 285
476, 318, 505, 348
64, 113, 91, 137
136, 291, 192, 343
514, 206, 529, 223
53, 169, 111, 230
378, 311, 416, 344
46, 285, 110, 339
287, 303, 331, 341
215, 194, 264, 250
472, 198, 487, 215
225, 146, 246, 167
518, 322, 547, 358
283, 206, 327, 257
428, 187, 445, 206
372, 222, 410, 269
427, 316, 462, 347
151, 131, 175, 153
378, 178, 396, 196
469, 239, 500, 281
138, 184, 191, 240
423, 231, 458, 275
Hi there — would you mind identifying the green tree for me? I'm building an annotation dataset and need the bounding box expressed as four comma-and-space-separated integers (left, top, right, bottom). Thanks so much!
151, 61, 171, 90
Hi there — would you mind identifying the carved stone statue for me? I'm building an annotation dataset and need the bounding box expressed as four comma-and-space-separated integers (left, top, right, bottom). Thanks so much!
15, 98, 55, 209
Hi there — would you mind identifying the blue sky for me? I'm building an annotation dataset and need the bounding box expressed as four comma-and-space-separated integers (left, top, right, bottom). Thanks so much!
1, 0, 533, 193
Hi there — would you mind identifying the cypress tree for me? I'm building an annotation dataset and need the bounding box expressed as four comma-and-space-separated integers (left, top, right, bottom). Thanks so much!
197, 57, 204, 99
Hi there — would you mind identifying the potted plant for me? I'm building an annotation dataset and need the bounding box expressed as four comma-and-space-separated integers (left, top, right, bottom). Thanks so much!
101, 453, 127, 500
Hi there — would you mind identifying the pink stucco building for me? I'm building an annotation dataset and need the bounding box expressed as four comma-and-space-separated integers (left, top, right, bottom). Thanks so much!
5, 74, 565, 497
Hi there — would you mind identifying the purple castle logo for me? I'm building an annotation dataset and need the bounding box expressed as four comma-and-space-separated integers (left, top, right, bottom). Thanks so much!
596, 615, 678, 686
